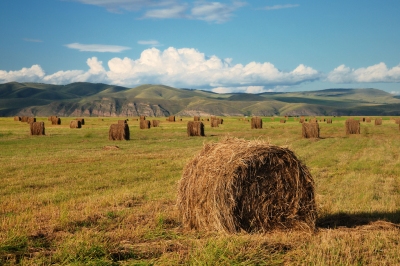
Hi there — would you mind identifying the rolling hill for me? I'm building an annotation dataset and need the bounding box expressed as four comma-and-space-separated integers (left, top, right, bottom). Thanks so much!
1, 82, 400, 117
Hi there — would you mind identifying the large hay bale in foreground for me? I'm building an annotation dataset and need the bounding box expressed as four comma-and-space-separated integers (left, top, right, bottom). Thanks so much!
251, 116, 262, 129
109, 123, 130, 140
140, 120, 151, 129
187, 121, 205, 136
76, 118, 85, 125
14, 116, 21, 121
177, 138, 317, 233
375, 118, 382, 125
345, 119, 360, 134
70, 120, 82, 128
30, 122, 45, 135
302, 122, 320, 138
140, 115, 146, 121
299, 118, 305, 123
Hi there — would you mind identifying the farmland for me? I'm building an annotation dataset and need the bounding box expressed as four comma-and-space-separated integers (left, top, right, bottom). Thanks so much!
1, 116, 400, 265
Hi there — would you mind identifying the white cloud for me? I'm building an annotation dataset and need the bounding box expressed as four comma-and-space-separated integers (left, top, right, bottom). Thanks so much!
261, 4, 299, 11
390, 91, 400, 95
190, 1, 246, 23
327, 63, 400, 83
69, 0, 172, 13
0, 65, 45, 83
144, 4, 188, 19
138, 40, 163, 47
65, 43, 131, 53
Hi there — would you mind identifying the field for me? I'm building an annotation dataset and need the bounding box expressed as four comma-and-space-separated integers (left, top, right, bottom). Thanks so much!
1, 116, 400, 265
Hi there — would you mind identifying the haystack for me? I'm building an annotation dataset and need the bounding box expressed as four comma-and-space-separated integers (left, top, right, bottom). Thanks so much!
309, 118, 317, 123
302, 122, 320, 138
14, 116, 21, 121
21, 116, 28, 122
51, 116, 61, 125
375, 118, 382, 125
299, 118, 305, 123
280, 119, 286, 123
140, 115, 146, 121
27, 117, 36, 124
109, 123, 130, 140
194, 116, 200, 121
345, 119, 360, 134
187, 121, 205, 136
168, 116, 176, 122
395, 118, 400, 125
118, 120, 127, 124
177, 137, 316, 233
211, 119, 219, 128
30, 122, 45, 135
251, 116, 262, 129
152, 120, 160, 127
326, 118, 332, 124
366, 117, 371, 123
70, 120, 82, 128
140, 120, 151, 129
76, 118, 85, 125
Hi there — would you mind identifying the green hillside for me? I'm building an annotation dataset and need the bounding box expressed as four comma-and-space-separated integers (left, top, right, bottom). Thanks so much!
1, 82, 400, 117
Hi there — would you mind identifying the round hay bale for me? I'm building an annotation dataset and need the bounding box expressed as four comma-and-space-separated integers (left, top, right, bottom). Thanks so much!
177, 137, 317, 233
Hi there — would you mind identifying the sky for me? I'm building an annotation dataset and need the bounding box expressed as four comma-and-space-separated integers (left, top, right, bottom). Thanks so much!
1, 0, 400, 94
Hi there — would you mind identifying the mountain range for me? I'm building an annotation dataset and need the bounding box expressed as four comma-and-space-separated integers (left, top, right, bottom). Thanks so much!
1, 82, 400, 117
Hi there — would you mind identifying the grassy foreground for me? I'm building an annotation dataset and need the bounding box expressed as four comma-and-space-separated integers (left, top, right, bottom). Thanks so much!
1, 116, 400, 265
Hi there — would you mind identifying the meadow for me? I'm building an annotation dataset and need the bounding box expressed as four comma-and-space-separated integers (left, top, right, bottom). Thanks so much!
1, 116, 400, 265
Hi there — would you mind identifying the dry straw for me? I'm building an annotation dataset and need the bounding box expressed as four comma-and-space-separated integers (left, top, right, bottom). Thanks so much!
177, 137, 317, 233
302, 122, 320, 138
30, 122, 45, 135
280, 119, 286, 123
109, 123, 130, 140
299, 117, 305, 123
345, 119, 360, 134
194, 116, 200, 121
366, 117, 371, 123
27, 117, 36, 124
210, 119, 219, 128
76, 118, 85, 125
187, 121, 205, 136
251, 116, 262, 129
375, 118, 382, 125
118, 120, 127, 124
140, 115, 146, 121
14, 116, 21, 121
168, 115, 176, 122
326, 118, 332, 124
152, 120, 160, 127
21, 116, 28, 122
140, 120, 151, 129
395, 118, 400, 124
70, 120, 82, 128
51, 116, 61, 125
309, 118, 317, 123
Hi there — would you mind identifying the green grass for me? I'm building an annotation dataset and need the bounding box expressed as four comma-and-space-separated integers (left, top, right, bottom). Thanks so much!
1, 116, 400, 265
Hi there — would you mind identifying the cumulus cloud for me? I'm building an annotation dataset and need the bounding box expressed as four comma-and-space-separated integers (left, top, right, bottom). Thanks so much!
0, 65, 45, 83
327, 63, 400, 83
65, 43, 131, 53
261, 4, 299, 11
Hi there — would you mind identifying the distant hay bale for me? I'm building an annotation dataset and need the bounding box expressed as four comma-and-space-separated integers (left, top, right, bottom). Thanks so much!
21, 116, 29, 122
366, 117, 371, 123
299, 118, 305, 123
362, 117, 366, 122
140, 115, 146, 121
168, 116, 176, 122
211, 119, 219, 128
70, 120, 82, 128
375, 118, 382, 125
395, 118, 400, 124
27, 117, 36, 124
194, 116, 200, 121
326, 118, 332, 124
309, 118, 317, 123
177, 137, 317, 233
109, 123, 130, 140
140, 120, 151, 129
118, 120, 127, 124
345, 119, 360, 134
251, 116, 262, 129
30, 122, 45, 136
51, 116, 61, 125
76, 118, 85, 125
152, 120, 160, 127
280, 119, 286, 123
14, 116, 21, 121
302, 122, 320, 138
187, 121, 205, 136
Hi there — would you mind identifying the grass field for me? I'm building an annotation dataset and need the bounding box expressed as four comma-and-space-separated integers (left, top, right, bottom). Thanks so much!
1, 116, 400, 265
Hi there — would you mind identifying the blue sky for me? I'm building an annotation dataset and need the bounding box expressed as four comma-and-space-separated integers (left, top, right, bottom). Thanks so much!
1, 0, 400, 94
